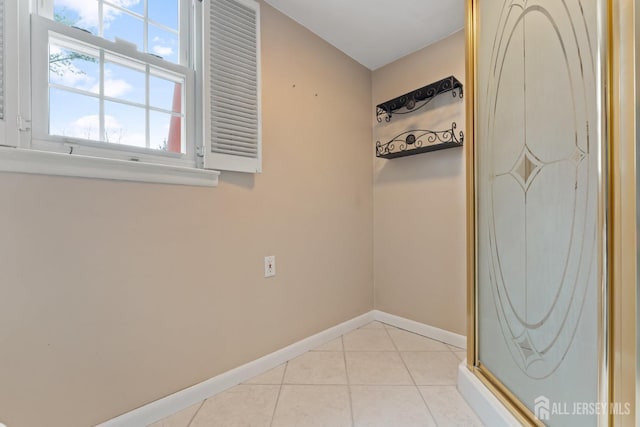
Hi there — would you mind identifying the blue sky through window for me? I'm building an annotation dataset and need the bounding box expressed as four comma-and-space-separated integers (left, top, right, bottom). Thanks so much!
49, 0, 184, 153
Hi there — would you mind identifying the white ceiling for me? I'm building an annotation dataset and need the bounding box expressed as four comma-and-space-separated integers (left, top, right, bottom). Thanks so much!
263, 0, 465, 70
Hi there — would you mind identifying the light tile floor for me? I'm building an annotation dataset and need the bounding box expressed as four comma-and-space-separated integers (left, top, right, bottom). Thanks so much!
149, 321, 484, 427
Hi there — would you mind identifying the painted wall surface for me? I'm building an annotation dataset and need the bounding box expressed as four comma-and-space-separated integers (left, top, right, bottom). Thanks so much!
0, 3, 373, 426
372, 30, 467, 335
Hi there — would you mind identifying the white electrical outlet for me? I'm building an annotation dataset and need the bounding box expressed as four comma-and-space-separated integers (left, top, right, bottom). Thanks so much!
264, 255, 276, 278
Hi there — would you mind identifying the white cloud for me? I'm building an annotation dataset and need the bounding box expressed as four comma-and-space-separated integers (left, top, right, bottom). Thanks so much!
63, 114, 145, 147
92, 78, 133, 98
55, 0, 99, 28
88, 69, 132, 98
50, 62, 94, 88
56, 114, 100, 140
63, 114, 118, 139
152, 45, 174, 57
75, 114, 119, 129
114, 131, 146, 147
51, 59, 132, 98
51, 56, 133, 99
49, 45, 97, 90
55, 0, 141, 29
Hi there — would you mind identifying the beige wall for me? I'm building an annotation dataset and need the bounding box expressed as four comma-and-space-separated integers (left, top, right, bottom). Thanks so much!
0, 4, 373, 426
372, 30, 467, 335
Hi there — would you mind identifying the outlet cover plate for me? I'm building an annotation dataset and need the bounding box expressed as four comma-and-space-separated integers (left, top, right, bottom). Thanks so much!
264, 255, 276, 278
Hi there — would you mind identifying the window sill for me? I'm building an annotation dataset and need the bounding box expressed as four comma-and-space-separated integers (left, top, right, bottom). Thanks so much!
0, 146, 220, 187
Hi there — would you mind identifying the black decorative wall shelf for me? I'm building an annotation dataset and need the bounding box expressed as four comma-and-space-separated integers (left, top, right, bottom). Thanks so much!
376, 122, 464, 159
376, 75, 463, 123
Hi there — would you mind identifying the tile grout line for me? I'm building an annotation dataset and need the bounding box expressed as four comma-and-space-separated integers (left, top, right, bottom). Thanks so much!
383, 323, 440, 427
341, 335, 356, 427
312, 352, 457, 359
253, 381, 455, 387
185, 400, 206, 427
166, 322, 467, 427
447, 343, 461, 356
268, 361, 288, 427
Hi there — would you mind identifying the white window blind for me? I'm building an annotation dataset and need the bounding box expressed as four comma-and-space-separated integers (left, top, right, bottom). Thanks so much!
204, 0, 262, 173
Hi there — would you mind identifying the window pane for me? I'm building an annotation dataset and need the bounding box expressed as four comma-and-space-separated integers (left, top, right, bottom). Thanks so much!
49, 88, 100, 139
49, 44, 100, 94
149, 0, 179, 30
50, 1, 185, 65
53, 0, 99, 35
104, 101, 146, 148
150, 111, 183, 153
103, 61, 145, 104
148, 24, 179, 63
107, 0, 144, 16
103, 6, 143, 51
149, 76, 182, 113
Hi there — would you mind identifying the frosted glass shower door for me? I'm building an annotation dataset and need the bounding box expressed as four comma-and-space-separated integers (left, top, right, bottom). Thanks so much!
474, 1, 605, 425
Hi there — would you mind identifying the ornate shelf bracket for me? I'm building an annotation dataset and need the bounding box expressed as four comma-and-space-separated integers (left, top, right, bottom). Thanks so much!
376, 75, 463, 123
375, 122, 464, 159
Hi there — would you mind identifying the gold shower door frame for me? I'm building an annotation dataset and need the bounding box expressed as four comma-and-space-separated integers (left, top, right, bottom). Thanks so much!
464, 0, 622, 425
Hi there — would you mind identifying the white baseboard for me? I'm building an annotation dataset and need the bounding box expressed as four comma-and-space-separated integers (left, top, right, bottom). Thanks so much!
372, 310, 467, 349
97, 311, 375, 427
457, 362, 520, 427
97, 310, 467, 427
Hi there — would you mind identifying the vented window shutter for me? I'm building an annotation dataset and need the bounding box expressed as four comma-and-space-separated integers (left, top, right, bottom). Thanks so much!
203, 0, 261, 173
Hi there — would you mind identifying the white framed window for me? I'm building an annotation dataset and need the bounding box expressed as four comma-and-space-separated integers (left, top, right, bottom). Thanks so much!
0, 0, 262, 186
